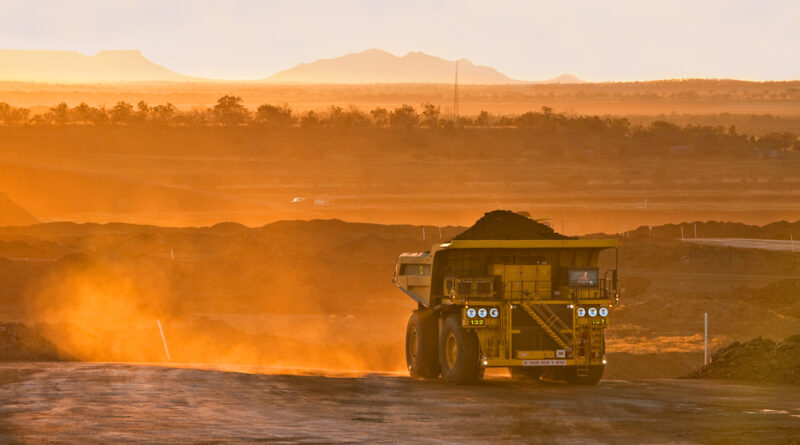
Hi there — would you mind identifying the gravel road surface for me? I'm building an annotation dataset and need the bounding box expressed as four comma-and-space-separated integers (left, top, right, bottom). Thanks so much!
1, 362, 798, 444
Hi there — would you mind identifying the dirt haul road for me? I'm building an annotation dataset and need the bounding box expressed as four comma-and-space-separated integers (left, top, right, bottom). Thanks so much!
685, 238, 798, 252
1, 363, 799, 444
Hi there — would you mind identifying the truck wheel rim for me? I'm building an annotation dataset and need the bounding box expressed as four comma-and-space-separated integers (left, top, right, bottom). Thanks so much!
445, 332, 458, 369
408, 329, 418, 363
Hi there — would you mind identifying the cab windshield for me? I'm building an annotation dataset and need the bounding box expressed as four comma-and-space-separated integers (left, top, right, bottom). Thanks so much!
568, 268, 598, 287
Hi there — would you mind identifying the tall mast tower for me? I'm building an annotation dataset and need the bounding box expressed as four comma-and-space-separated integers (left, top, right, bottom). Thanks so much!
453, 59, 459, 126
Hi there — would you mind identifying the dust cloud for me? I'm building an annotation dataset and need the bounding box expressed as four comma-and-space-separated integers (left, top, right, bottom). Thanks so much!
16, 225, 421, 374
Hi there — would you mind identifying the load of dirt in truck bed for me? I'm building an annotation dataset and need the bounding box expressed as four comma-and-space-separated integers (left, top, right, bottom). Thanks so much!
453, 210, 571, 241
685, 335, 800, 384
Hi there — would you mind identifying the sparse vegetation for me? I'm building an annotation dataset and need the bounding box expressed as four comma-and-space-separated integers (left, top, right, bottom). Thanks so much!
0, 97, 797, 156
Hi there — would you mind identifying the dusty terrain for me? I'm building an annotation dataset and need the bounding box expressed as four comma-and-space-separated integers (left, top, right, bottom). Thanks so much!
0, 125, 798, 233
0, 218, 797, 380
0, 103, 796, 440
1, 362, 799, 444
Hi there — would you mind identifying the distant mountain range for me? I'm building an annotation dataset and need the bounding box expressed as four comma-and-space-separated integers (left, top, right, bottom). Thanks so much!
0, 50, 196, 83
267, 49, 584, 84
0, 48, 583, 84
271, 49, 521, 84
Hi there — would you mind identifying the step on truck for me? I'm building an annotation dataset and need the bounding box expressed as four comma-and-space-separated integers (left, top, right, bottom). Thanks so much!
393, 239, 619, 384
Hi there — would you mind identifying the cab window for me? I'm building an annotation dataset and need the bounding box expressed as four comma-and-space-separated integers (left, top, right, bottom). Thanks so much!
400, 264, 431, 276
568, 268, 598, 287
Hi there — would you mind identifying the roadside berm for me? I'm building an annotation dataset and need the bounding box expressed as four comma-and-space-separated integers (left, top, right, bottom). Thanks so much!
686, 335, 800, 384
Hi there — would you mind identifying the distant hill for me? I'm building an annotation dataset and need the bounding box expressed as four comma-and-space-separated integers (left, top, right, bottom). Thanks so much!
0, 48, 583, 84
0, 50, 197, 83
267, 49, 529, 84
0, 193, 38, 226
537, 73, 585, 84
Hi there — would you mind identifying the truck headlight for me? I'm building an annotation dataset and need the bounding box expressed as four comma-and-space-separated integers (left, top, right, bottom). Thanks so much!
588, 307, 598, 317
576, 308, 586, 317
478, 308, 488, 318
599, 307, 608, 317
467, 308, 476, 318
489, 307, 499, 318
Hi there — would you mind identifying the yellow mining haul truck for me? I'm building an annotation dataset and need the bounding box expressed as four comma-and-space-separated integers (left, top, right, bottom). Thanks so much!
393, 239, 619, 384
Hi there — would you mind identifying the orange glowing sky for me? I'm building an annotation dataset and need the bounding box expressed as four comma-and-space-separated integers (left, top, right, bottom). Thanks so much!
0, 0, 798, 81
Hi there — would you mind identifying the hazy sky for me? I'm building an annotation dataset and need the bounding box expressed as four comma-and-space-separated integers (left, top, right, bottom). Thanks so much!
1, 0, 797, 81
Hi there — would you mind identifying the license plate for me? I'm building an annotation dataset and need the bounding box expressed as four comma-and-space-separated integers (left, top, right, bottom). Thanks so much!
523, 359, 567, 366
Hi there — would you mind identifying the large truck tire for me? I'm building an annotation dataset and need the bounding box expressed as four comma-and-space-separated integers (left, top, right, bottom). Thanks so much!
439, 314, 481, 384
564, 365, 604, 385
405, 310, 440, 378
509, 367, 542, 381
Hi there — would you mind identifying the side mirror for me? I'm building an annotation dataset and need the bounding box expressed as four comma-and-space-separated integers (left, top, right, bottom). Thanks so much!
612, 270, 618, 291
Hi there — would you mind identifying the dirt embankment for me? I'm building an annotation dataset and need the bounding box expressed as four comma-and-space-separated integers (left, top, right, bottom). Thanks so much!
0, 323, 61, 361
621, 220, 800, 240
686, 335, 800, 384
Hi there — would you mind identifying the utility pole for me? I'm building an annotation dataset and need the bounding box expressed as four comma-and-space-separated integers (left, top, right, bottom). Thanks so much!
704, 312, 708, 366
453, 60, 459, 126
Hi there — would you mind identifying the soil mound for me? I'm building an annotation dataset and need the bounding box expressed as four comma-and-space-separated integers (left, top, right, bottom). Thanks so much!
453, 210, 570, 240
686, 335, 800, 384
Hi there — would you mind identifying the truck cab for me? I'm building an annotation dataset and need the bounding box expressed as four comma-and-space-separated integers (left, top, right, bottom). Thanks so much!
394, 239, 619, 384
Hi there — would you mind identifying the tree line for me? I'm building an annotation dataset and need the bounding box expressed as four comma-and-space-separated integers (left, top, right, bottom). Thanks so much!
0, 95, 797, 153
